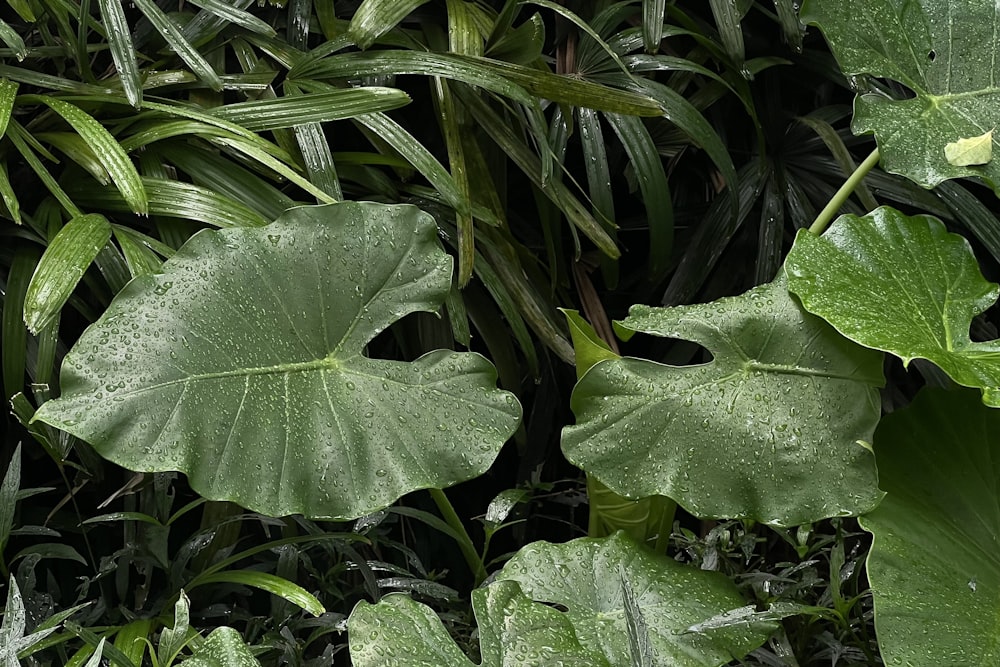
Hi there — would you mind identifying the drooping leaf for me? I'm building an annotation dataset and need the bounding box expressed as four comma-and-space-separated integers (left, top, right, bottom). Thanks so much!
350, 533, 773, 666
180, 627, 261, 667
785, 206, 1000, 406
24, 214, 112, 335
33, 203, 521, 519
801, 0, 1000, 194
861, 387, 1000, 666
562, 275, 884, 526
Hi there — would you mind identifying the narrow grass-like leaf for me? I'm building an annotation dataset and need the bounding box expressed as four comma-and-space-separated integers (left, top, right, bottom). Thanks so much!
132, 0, 223, 91
773, 0, 803, 50
354, 112, 469, 218
7, 122, 81, 217
114, 226, 162, 277
36, 132, 110, 184
630, 78, 737, 203
184, 0, 276, 36
0, 65, 113, 94
112, 620, 151, 667
211, 88, 410, 130
294, 51, 661, 115
210, 136, 337, 204
32, 97, 147, 214
934, 180, 1000, 265
6, 0, 35, 22
435, 80, 474, 286
708, 0, 745, 63
455, 87, 619, 260
96, 0, 140, 107
155, 143, 294, 221
2, 245, 36, 398
293, 121, 342, 201
606, 112, 672, 278
0, 162, 19, 223
0, 18, 26, 61
348, 0, 430, 49
0, 79, 18, 137
642, 0, 665, 53
67, 177, 269, 227
24, 214, 111, 334
0, 444, 20, 554
796, 115, 877, 211
179, 0, 254, 45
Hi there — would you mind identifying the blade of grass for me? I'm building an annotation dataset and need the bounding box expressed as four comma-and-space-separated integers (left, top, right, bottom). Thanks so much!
0, 161, 20, 223
0, 78, 17, 136
211, 88, 411, 130
184, 0, 276, 36
7, 121, 82, 217
2, 246, 37, 399
642, 0, 665, 53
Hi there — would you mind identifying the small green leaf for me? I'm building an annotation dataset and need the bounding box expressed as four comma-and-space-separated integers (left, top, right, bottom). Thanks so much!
561, 308, 617, 380
191, 571, 324, 617
563, 275, 884, 526
132, 0, 223, 91
944, 129, 993, 166
24, 214, 112, 334
861, 387, 1000, 666
97, 0, 141, 107
0, 79, 18, 138
348, 0, 430, 49
0, 444, 20, 554
785, 206, 1000, 406
158, 593, 191, 667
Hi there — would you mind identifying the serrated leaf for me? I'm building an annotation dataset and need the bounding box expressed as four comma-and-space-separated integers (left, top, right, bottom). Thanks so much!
24, 214, 112, 334
945, 128, 993, 166
801, 0, 1000, 194
562, 275, 884, 526
861, 387, 1000, 666
33, 203, 521, 519
785, 206, 1000, 406
350, 533, 773, 666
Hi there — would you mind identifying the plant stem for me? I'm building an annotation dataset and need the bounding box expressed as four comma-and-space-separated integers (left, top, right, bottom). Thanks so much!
808, 147, 881, 235
429, 487, 488, 586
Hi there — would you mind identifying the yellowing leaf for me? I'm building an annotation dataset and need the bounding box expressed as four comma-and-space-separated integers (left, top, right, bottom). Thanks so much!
944, 129, 993, 167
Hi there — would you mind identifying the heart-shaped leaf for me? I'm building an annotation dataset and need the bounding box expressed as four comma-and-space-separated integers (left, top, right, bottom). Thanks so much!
349, 532, 773, 667
785, 206, 1000, 406
861, 387, 1000, 666
801, 0, 1000, 194
33, 202, 521, 519
562, 276, 884, 526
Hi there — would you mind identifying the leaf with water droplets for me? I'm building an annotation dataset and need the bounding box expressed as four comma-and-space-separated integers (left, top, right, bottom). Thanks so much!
562, 275, 884, 526
801, 0, 1000, 193
861, 387, 1000, 666
33, 202, 521, 519
786, 206, 1000, 406
349, 532, 772, 666
180, 627, 261, 667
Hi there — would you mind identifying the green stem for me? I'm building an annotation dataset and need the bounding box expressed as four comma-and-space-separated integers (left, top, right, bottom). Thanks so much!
808, 147, 881, 236
429, 487, 487, 586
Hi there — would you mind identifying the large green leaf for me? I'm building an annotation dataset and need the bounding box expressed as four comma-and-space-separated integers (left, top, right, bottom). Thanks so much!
801, 0, 1000, 194
349, 533, 773, 666
785, 206, 1000, 406
562, 276, 884, 526
861, 387, 1000, 665
33, 203, 521, 519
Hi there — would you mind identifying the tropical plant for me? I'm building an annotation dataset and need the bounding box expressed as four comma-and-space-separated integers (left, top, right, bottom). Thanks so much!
5, 0, 1000, 665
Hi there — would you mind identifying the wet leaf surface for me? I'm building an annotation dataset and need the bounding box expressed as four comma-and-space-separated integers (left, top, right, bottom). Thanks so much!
34, 202, 521, 519
562, 276, 884, 526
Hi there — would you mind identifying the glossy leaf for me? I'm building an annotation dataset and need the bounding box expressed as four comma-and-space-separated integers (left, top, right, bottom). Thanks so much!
96, 0, 141, 106
785, 206, 1000, 406
133, 0, 223, 91
33, 98, 147, 214
24, 214, 111, 334
181, 627, 261, 667
351, 533, 772, 666
348, 0, 430, 49
801, 0, 1000, 194
211, 88, 411, 131
563, 276, 884, 526
190, 571, 324, 616
33, 203, 521, 519
861, 387, 1000, 666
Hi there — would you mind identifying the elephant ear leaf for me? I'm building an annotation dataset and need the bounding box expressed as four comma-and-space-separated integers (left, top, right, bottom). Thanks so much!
562, 275, 884, 527
802, 0, 1000, 194
34, 202, 521, 519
